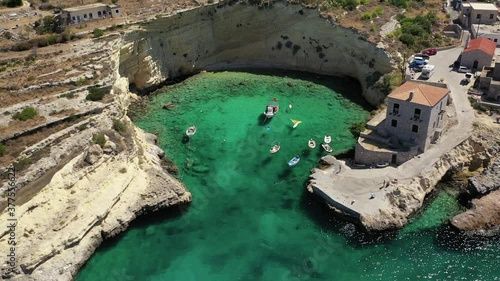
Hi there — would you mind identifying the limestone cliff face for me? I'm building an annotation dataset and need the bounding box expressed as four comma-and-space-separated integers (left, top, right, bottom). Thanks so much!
0, 72, 191, 281
119, 1, 393, 106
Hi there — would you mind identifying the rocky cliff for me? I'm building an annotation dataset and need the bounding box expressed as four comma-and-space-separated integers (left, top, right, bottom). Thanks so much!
0, 76, 191, 280
466, 157, 500, 196
118, 0, 394, 106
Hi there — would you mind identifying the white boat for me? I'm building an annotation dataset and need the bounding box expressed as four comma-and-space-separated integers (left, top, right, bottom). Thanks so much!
270, 144, 280, 154
308, 139, 316, 148
264, 99, 279, 118
186, 126, 197, 137
322, 143, 333, 153
324, 135, 331, 144
288, 156, 300, 167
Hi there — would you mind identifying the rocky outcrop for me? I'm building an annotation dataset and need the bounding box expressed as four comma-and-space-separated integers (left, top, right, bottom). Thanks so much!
451, 190, 500, 234
467, 157, 500, 196
119, 0, 394, 106
0, 78, 191, 280
362, 134, 500, 231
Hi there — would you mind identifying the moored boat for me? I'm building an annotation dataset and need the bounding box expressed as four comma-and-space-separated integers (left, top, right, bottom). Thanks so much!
270, 144, 280, 154
186, 126, 197, 137
322, 143, 333, 153
288, 155, 300, 166
264, 98, 279, 118
324, 135, 331, 144
308, 139, 316, 148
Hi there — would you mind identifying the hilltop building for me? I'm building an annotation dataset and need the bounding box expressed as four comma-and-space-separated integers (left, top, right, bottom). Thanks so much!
459, 2, 498, 28
460, 37, 496, 71
61, 3, 121, 26
478, 55, 500, 101
355, 81, 450, 165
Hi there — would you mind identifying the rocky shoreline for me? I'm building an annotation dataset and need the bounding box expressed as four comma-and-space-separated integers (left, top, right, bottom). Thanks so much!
0, 73, 191, 280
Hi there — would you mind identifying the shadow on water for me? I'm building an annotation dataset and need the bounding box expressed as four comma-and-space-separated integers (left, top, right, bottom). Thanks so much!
434, 224, 500, 253
257, 114, 271, 126
298, 190, 398, 247
213, 68, 374, 111
181, 135, 190, 144
92, 203, 191, 252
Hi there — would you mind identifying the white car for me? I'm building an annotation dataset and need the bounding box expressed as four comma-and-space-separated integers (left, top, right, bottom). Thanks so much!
458, 66, 471, 73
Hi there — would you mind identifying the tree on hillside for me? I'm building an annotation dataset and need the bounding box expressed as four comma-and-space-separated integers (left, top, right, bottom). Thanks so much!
2, 0, 23, 7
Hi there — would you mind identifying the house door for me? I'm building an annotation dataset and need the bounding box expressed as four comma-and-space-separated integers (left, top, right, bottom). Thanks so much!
473, 60, 479, 70
391, 154, 397, 164
77, 15, 80, 23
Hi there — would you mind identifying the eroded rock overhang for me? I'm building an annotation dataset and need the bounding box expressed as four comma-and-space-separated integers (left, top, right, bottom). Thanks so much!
118, 0, 394, 106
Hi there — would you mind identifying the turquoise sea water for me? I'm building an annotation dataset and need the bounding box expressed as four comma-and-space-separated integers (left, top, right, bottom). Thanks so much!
77, 71, 499, 281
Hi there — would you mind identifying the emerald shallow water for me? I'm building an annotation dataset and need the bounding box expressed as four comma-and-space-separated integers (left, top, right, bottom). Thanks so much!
77, 71, 499, 281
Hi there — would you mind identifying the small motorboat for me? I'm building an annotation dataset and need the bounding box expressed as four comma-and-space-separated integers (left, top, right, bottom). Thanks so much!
291, 119, 302, 129
264, 99, 279, 118
308, 139, 316, 148
322, 143, 333, 153
324, 135, 331, 144
186, 126, 197, 137
270, 144, 280, 154
288, 155, 300, 167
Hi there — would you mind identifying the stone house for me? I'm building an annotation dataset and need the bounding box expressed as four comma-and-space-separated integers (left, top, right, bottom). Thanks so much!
355, 81, 450, 165
478, 55, 500, 101
459, 2, 498, 27
460, 37, 496, 70
61, 3, 122, 25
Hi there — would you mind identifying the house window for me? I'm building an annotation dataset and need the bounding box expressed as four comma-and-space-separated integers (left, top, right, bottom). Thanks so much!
433, 121, 436, 128
476, 14, 481, 19
413, 108, 421, 120
391, 119, 398, 127
495, 39, 498, 43
103, 10, 107, 15
393, 103, 400, 114
116, 9, 119, 13
84, 14, 87, 18
412, 125, 419, 133
72, 16, 75, 21
490, 14, 494, 19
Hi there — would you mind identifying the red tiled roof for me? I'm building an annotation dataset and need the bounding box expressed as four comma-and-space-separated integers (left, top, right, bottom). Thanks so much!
464, 38, 496, 56
388, 81, 449, 107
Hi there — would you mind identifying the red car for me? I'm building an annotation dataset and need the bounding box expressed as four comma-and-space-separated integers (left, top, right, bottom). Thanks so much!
423, 48, 437, 55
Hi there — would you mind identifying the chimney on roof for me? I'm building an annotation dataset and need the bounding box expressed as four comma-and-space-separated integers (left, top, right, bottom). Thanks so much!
407, 91, 414, 101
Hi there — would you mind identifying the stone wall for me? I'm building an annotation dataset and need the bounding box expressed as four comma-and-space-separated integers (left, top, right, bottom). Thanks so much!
119, 0, 394, 106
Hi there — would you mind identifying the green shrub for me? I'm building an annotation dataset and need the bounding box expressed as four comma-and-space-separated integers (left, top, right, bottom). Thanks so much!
93, 28, 104, 38
373, 6, 384, 16
112, 118, 127, 133
2, 0, 22, 7
59, 92, 76, 99
76, 77, 87, 86
349, 121, 366, 137
13, 107, 38, 121
399, 33, 415, 47
92, 133, 106, 148
85, 87, 107, 101
0, 144, 6, 157
111, 0, 118, 3
361, 12, 372, 21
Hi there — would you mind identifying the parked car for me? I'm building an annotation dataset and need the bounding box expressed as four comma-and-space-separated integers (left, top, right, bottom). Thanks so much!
458, 66, 471, 73
423, 48, 437, 55
413, 56, 429, 65
414, 53, 430, 60
461, 74, 472, 85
